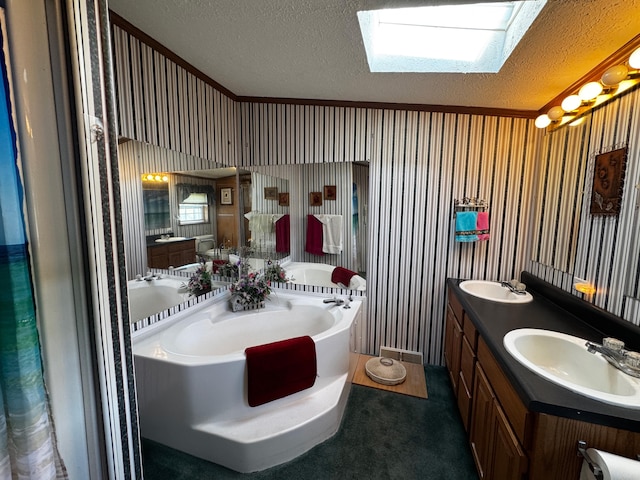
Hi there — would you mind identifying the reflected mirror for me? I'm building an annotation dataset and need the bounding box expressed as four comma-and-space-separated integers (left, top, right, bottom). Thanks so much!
118, 140, 293, 321
141, 175, 170, 230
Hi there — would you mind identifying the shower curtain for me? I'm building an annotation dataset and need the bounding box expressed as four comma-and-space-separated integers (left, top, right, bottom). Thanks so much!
0, 12, 67, 479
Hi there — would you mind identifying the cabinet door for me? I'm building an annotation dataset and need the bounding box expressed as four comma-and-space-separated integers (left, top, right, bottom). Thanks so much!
444, 307, 455, 371
445, 308, 463, 395
488, 402, 527, 480
470, 364, 495, 479
457, 336, 475, 430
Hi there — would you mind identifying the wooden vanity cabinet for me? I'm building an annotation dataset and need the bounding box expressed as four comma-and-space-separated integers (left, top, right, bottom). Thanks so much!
447, 288, 528, 480
147, 239, 196, 269
445, 292, 477, 431
444, 303, 463, 396
448, 285, 640, 480
470, 362, 527, 480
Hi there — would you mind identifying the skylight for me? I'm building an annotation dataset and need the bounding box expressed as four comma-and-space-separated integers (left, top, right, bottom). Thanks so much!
357, 1, 546, 73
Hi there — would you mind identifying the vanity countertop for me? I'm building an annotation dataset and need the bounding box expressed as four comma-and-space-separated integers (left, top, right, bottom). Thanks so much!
447, 277, 640, 432
146, 237, 194, 247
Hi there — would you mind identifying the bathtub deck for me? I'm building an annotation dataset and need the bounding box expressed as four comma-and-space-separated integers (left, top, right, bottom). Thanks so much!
185, 373, 351, 472
194, 373, 347, 441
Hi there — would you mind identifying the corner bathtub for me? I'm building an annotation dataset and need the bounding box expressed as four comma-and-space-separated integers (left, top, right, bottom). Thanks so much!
133, 292, 362, 473
128, 275, 229, 321
285, 262, 366, 290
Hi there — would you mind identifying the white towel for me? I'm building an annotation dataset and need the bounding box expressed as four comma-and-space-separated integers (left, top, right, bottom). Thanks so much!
314, 214, 343, 254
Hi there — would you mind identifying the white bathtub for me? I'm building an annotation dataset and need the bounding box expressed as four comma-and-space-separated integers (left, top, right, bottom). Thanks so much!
127, 276, 191, 321
133, 292, 362, 473
284, 262, 367, 290
127, 275, 228, 321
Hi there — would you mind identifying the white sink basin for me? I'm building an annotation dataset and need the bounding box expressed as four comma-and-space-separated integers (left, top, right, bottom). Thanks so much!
459, 280, 533, 304
504, 328, 640, 408
155, 236, 189, 243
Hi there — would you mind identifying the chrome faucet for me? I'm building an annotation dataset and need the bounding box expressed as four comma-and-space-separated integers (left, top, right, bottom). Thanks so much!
585, 338, 640, 378
500, 279, 528, 295
323, 297, 345, 306
136, 271, 157, 282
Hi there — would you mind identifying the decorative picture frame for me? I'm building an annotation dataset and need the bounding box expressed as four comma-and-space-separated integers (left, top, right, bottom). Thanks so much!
278, 192, 290, 206
590, 147, 627, 216
324, 185, 337, 201
310, 192, 323, 207
264, 187, 278, 200
220, 187, 233, 205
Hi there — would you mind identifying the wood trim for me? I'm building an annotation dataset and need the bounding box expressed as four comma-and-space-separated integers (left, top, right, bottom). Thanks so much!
238, 95, 539, 119
539, 33, 640, 113
109, 10, 238, 101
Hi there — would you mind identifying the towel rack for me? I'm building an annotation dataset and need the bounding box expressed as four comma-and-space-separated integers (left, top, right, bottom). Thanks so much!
454, 197, 489, 213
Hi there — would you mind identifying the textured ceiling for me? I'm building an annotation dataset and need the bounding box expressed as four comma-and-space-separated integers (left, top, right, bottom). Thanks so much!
108, 0, 640, 112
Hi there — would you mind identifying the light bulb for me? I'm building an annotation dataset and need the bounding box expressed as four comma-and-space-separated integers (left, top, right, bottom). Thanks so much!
162, 175, 169, 182
578, 82, 603, 101
601, 64, 628, 86
547, 106, 565, 121
561, 95, 581, 112
146, 174, 154, 181
154, 175, 161, 181
629, 47, 640, 69
535, 114, 551, 129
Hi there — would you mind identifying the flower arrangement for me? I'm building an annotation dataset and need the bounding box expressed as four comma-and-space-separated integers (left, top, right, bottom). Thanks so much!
217, 261, 239, 278
229, 272, 271, 310
263, 260, 288, 283
185, 262, 212, 296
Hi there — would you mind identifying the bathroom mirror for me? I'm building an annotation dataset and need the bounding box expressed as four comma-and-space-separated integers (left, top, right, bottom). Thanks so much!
141, 179, 170, 230
530, 115, 592, 273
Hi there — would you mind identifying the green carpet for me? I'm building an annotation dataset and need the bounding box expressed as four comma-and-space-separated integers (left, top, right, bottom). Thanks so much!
142, 365, 479, 479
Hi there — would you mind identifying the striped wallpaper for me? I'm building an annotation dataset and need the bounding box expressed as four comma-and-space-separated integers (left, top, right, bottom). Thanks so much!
112, 24, 239, 164
530, 85, 640, 326
113, 16, 640, 365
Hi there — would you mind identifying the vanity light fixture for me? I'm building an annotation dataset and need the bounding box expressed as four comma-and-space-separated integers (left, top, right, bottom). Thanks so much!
536, 44, 640, 131
141, 173, 169, 183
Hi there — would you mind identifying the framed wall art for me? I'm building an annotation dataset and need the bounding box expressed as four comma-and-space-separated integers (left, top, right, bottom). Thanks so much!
278, 192, 290, 206
264, 187, 278, 200
310, 192, 323, 207
324, 185, 336, 200
220, 187, 233, 205
590, 147, 627, 216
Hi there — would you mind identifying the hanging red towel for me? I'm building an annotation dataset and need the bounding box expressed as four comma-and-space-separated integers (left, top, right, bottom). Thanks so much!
275, 214, 290, 253
477, 211, 490, 241
331, 266, 357, 287
305, 214, 325, 256
245, 336, 317, 407
211, 259, 227, 273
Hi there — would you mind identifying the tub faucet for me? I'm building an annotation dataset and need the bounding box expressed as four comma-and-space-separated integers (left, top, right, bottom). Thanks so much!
137, 271, 157, 282
585, 338, 640, 379
323, 297, 345, 306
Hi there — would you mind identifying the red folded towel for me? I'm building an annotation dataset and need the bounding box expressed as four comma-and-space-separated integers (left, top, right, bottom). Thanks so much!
305, 215, 324, 256
245, 336, 317, 407
331, 266, 357, 287
211, 259, 227, 273
275, 214, 290, 253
